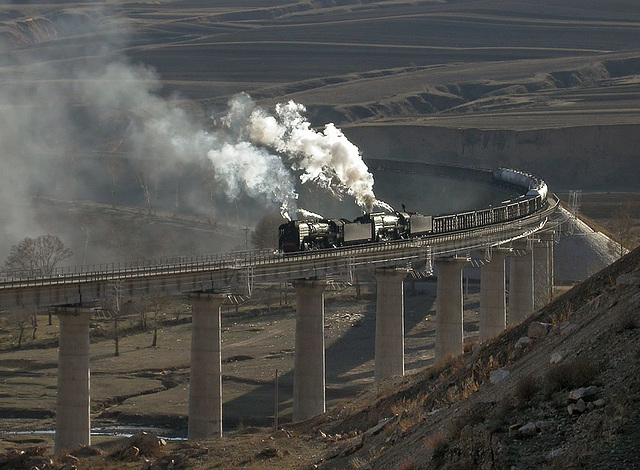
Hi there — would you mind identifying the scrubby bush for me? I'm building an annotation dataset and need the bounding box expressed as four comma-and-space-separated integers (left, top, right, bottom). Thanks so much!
398, 460, 417, 470
615, 311, 640, 332
515, 374, 540, 407
545, 359, 599, 395
430, 434, 450, 467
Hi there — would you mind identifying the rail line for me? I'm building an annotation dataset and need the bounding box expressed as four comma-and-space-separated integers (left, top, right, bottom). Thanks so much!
0, 193, 560, 310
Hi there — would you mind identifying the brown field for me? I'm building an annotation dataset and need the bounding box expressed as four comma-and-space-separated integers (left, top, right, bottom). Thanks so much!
3, 0, 640, 127
0, 279, 479, 438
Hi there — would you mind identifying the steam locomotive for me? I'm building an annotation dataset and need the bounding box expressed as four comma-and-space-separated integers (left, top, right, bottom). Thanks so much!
278, 168, 549, 253
278, 211, 433, 252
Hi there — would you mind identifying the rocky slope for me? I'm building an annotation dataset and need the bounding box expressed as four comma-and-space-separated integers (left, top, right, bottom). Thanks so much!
290, 245, 640, 469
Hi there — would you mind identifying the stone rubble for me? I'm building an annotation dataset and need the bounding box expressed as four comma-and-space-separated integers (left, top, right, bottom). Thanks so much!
508, 419, 557, 439
528, 321, 552, 339
111, 432, 168, 461
546, 448, 566, 461
515, 336, 532, 349
567, 386, 604, 415
364, 415, 397, 437
567, 385, 600, 401
549, 351, 564, 364
271, 429, 293, 439
489, 368, 510, 384
0, 446, 53, 470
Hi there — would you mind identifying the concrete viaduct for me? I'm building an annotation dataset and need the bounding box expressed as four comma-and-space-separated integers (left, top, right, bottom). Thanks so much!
0, 166, 560, 453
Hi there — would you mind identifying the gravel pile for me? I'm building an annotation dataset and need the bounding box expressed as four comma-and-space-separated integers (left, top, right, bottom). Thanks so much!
555, 208, 622, 284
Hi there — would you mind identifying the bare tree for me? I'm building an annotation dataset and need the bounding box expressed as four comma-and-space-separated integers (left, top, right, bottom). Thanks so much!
137, 171, 153, 215
111, 300, 120, 356
107, 219, 145, 261
251, 213, 286, 250
30, 311, 38, 340
610, 200, 634, 257
173, 161, 187, 215
4, 234, 72, 276
201, 166, 217, 224
109, 299, 121, 357
107, 154, 125, 208
79, 213, 97, 266
8, 309, 31, 349
144, 295, 173, 348
102, 281, 124, 356
134, 154, 162, 216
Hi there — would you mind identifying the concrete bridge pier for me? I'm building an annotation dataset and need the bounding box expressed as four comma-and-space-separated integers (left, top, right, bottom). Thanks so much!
478, 248, 511, 342
55, 308, 92, 453
374, 268, 410, 384
435, 257, 469, 362
534, 231, 555, 310
292, 280, 327, 422
509, 240, 535, 325
188, 293, 226, 440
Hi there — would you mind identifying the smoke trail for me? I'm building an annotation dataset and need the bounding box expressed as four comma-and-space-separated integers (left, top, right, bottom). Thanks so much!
0, 0, 400, 268
373, 199, 395, 212
205, 141, 298, 218
242, 96, 388, 213
0, 12, 388, 264
297, 208, 324, 219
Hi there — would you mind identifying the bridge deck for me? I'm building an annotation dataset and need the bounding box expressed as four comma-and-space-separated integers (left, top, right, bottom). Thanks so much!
0, 195, 560, 309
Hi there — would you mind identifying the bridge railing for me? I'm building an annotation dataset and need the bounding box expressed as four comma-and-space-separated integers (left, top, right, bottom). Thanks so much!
0, 248, 276, 287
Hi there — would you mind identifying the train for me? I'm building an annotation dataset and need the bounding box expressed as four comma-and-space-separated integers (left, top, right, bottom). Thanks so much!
278, 168, 549, 253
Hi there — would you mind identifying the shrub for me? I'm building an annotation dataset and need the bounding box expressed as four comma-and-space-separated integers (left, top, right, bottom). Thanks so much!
615, 311, 639, 332
545, 359, 599, 395
431, 434, 449, 467
450, 406, 486, 439
551, 302, 574, 325
398, 460, 417, 470
515, 374, 540, 407
348, 456, 368, 469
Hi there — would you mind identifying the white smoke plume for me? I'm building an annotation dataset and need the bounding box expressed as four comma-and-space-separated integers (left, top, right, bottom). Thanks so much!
205, 142, 298, 217
231, 94, 390, 213
71, 63, 300, 220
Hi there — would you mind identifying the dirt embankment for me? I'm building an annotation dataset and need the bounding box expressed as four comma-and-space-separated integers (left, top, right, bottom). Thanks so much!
311, 58, 639, 122
345, 124, 640, 192
303, 245, 640, 469
0, 11, 97, 50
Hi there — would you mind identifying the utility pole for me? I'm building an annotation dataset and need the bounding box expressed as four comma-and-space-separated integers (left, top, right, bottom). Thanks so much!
244, 227, 250, 251
274, 369, 279, 431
